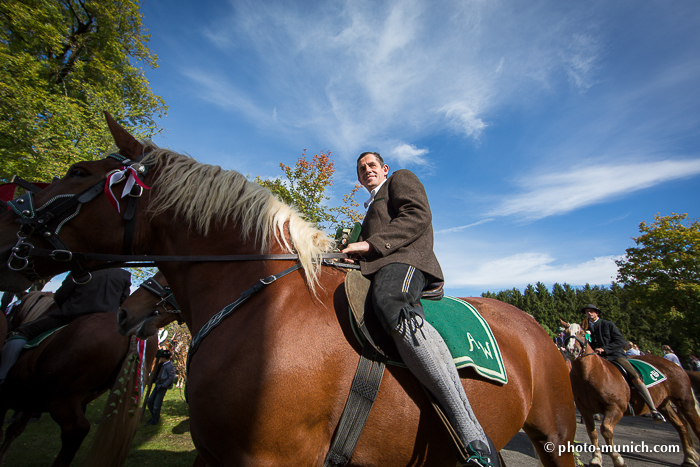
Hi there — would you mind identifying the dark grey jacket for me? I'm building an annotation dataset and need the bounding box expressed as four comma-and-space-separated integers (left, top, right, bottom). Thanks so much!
588, 318, 627, 360
358, 169, 443, 281
49, 268, 131, 319
155, 360, 176, 390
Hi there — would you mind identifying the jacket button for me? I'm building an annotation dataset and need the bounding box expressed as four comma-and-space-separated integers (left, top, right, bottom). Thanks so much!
385, 243, 391, 249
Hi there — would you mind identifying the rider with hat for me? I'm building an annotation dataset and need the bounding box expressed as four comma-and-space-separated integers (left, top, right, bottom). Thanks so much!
582, 304, 665, 422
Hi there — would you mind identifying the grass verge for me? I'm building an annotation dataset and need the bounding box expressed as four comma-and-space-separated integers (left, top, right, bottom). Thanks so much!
3, 386, 197, 466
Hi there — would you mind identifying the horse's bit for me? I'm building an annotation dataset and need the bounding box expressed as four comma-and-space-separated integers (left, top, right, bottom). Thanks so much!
138, 276, 181, 319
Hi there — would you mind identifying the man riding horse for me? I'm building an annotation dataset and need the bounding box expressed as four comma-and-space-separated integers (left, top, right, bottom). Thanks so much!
341, 151, 500, 467
581, 303, 665, 422
0, 268, 131, 384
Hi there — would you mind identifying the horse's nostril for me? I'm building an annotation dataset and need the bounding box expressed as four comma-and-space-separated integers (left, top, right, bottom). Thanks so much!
117, 308, 128, 325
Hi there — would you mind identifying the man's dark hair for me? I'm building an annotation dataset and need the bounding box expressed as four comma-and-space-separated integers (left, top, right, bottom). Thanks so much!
356, 152, 386, 177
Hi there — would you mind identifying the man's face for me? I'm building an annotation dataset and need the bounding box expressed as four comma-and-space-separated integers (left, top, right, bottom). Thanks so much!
357, 154, 389, 191
586, 309, 599, 320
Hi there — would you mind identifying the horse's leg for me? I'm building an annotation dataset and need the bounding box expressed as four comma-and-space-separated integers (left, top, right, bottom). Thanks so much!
599, 409, 625, 467
580, 411, 604, 466
675, 389, 700, 444
660, 401, 700, 467
520, 373, 577, 467
48, 400, 91, 467
0, 412, 31, 466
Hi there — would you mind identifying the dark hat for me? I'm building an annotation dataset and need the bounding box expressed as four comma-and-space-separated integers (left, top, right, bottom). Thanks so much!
581, 304, 601, 314
156, 349, 172, 359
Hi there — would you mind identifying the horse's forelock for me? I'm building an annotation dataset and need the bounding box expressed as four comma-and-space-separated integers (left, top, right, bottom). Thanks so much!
140, 149, 332, 293
568, 323, 582, 335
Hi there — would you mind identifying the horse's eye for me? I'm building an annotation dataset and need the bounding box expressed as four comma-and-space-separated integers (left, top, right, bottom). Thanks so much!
69, 167, 90, 178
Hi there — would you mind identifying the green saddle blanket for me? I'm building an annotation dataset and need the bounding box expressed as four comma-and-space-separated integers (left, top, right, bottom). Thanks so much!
350, 295, 508, 385
628, 358, 667, 387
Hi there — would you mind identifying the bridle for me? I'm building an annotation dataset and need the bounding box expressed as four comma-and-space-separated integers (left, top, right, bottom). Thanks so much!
138, 276, 182, 321
4, 153, 349, 286
564, 333, 597, 359
5, 153, 151, 284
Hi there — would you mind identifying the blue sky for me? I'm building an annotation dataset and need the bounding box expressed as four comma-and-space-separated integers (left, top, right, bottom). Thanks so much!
50, 0, 700, 296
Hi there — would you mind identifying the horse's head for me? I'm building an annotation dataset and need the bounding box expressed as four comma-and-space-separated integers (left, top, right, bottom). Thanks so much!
117, 271, 180, 338
0, 113, 155, 292
564, 323, 589, 359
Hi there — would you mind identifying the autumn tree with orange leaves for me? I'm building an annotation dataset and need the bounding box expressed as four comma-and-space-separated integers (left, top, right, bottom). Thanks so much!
256, 150, 363, 231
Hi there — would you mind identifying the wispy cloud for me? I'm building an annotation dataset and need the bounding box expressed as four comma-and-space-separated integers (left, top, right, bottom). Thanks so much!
442, 252, 622, 291
490, 159, 700, 220
182, 0, 604, 158
436, 218, 495, 234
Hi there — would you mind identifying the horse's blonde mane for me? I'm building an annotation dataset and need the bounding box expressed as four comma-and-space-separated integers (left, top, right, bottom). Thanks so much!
16, 292, 55, 325
568, 323, 581, 335
141, 148, 333, 292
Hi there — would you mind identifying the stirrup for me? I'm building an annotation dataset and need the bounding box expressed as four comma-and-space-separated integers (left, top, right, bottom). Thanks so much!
460, 440, 499, 467
652, 410, 666, 423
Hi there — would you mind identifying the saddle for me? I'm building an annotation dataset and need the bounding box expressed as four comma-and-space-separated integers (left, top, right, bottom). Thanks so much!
345, 269, 443, 362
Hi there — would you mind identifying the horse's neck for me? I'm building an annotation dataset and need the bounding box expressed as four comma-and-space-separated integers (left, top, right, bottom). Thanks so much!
573, 342, 606, 379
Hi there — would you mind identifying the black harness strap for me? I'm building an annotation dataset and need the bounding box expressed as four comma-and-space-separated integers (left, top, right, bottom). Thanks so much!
324, 345, 387, 467
184, 262, 304, 401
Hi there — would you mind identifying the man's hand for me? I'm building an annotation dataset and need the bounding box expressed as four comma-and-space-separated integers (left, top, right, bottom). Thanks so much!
595, 348, 605, 355
341, 241, 372, 262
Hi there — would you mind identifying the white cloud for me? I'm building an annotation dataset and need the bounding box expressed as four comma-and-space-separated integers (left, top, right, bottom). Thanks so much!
435, 218, 495, 234
441, 252, 622, 291
490, 158, 700, 220
390, 143, 429, 166
183, 0, 605, 155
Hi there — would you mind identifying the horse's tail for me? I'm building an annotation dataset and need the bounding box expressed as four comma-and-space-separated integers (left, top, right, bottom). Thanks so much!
83, 335, 155, 467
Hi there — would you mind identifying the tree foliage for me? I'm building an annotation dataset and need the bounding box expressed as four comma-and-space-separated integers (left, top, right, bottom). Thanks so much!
0, 0, 166, 182
616, 213, 700, 355
255, 150, 363, 231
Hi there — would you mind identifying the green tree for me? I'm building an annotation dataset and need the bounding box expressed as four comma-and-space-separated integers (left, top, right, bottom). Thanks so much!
616, 213, 700, 357
0, 0, 166, 182
255, 150, 363, 231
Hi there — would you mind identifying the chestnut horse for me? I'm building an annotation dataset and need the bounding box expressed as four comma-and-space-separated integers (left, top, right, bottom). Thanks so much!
0, 114, 576, 467
0, 291, 157, 466
565, 323, 700, 467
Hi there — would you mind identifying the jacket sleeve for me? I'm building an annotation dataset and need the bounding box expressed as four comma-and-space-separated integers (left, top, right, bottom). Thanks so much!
118, 270, 132, 305
602, 321, 626, 354
53, 274, 77, 308
365, 170, 433, 257
158, 363, 176, 389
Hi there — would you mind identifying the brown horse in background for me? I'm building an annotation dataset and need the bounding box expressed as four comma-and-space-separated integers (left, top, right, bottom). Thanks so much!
0, 292, 157, 466
687, 371, 700, 400
117, 272, 181, 339
0, 114, 577, 466
566, 323, 700, 467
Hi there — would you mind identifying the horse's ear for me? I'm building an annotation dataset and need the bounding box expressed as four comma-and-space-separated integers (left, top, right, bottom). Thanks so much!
559, 318, 570, 328
104, 111, 145, 160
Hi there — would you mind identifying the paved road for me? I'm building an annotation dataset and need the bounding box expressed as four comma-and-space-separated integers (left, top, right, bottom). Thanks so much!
501, 413, 688, 466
